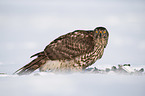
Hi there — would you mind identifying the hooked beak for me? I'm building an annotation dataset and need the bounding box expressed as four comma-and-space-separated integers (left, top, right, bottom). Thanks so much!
99, 31, 102, 37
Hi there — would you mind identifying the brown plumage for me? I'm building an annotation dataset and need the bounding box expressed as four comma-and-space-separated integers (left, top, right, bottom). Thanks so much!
14, 27, 109, 75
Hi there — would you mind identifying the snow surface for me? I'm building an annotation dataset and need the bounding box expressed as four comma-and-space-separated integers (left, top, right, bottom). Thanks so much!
0, 71, 145, 96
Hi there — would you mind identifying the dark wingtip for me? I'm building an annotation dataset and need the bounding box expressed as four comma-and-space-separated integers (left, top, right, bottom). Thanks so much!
30, 53, 38, 58
30, 51, 44, 58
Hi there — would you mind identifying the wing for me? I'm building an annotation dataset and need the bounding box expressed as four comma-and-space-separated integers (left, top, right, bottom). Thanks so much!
44, 30, 95, 60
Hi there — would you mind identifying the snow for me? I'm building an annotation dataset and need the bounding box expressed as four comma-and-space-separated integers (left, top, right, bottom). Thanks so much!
0, 71, 145, 96
0, 63, 145, 96
0, 64, 145, 96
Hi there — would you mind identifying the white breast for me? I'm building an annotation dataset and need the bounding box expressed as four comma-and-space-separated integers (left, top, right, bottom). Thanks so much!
39, 60, 61, 72
39, 59, 82, 72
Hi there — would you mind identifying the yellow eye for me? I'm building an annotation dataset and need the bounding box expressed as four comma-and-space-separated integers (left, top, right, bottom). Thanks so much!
103, 31, 106, 33
96, 31, 98, 33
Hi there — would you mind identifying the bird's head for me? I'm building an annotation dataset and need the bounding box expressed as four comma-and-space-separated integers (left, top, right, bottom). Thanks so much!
94, 27, 109, 39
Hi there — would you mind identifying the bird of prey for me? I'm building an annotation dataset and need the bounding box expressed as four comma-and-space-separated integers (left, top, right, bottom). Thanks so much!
14, 27, 109, 75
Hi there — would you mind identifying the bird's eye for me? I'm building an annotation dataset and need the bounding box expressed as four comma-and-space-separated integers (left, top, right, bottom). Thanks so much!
103, 30, 106, 33
96, 31, 98, 34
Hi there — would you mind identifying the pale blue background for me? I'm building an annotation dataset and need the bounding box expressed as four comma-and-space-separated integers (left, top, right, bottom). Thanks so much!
0, 0, 145, 74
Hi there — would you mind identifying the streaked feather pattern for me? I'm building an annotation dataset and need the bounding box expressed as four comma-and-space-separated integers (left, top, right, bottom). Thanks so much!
14, 27, 109, 75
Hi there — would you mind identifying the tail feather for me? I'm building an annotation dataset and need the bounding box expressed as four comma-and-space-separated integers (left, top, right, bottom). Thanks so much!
14, 56, 47, 75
